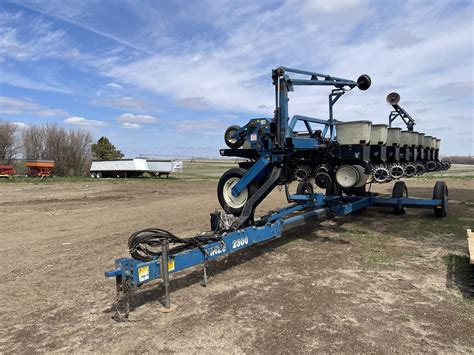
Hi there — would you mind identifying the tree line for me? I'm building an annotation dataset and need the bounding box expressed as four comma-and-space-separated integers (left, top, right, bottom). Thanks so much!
0, 120, 126, 176
0, 121, 93, 176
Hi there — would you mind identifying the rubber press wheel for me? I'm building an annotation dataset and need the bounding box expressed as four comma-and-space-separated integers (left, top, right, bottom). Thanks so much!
224, 125, 243, 149
392, 181, 408, 215
433, 181, 448, 218
217, 168, 257, 216
296, 180, 314, 194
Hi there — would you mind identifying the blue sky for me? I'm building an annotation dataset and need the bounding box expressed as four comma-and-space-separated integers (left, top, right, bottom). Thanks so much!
0, 0, 472, 157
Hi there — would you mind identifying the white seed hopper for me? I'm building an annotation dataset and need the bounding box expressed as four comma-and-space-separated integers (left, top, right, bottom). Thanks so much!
417, 133, 425, 147
423, 135, 432, 148
336, 121, 372, 145
387, 127, 402, 146
400, 130, 412, 147
370, 124, 388, 145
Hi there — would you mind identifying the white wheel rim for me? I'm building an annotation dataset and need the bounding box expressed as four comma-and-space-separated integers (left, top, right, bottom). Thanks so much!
223, 177, 248, 209
226, 131, 238, 144
336, 165, 359, 188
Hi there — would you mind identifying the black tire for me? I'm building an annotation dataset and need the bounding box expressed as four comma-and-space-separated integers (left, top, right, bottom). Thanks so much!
357, 74, 371, 91
296, 180, 314, 194
224, 125, 243, 149
433, 181, 448, 218
392, 181, 408, 215
217, 168, 257, 216
326, 182, 342, 196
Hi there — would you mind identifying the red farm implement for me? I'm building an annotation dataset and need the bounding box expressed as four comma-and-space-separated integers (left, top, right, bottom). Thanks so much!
24, 160, 55, 178
0, 165, 15, 178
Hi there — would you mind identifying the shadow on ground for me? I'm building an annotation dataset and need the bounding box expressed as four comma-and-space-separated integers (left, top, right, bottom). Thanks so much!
444, 254, 474, 299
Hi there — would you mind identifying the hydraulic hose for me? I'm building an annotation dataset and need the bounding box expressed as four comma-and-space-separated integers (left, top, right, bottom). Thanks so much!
127, 228, 220, 262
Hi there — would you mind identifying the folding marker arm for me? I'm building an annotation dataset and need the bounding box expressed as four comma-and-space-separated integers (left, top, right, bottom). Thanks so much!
389, 104, 416, 131
386, 92, 416, 131
271, 66, 371, 147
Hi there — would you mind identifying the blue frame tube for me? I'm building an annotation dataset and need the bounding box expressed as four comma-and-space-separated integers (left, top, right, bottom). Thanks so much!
105, 193, 447, 289
280, 67, 356, 83
231, 155, 270, 196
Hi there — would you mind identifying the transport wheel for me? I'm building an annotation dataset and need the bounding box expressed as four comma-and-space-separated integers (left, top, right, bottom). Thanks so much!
224, 125, 243, 149
217, 168, 257, 216
392, 181, 408, 215
296, 180, 314, 194
433, 181, 448, 218
90, 172, 96, 178
96, 172, 103, 178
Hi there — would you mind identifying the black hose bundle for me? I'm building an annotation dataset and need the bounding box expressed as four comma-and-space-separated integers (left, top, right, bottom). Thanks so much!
127, 228, 220, 262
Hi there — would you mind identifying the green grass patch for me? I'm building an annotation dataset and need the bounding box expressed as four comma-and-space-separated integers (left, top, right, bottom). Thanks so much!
412, 215, 471, 236
361, 249, 394, 267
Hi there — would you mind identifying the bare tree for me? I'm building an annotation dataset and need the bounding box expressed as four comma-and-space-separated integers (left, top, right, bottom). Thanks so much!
22, 124, 93, 176
0, 120, 20, 163
22, 125, 45, 160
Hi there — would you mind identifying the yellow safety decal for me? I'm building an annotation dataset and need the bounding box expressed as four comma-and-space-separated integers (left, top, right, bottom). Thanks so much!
138, 265, 149, 282
168, 259, 175, 272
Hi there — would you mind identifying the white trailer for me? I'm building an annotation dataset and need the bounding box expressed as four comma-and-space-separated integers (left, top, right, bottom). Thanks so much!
146, 159, 183, 178
90, 159, 183, 178
90, 159, 149, 178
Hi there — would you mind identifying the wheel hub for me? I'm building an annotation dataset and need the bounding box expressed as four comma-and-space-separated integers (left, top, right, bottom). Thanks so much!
223, 177, 248, 209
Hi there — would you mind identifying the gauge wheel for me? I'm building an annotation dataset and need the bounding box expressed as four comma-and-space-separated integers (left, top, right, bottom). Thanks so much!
224, 125, 243, 149
296, 180, 314, 194
392, 181, 408, 215
433, 181, 448, 218
217, 168, 257, 216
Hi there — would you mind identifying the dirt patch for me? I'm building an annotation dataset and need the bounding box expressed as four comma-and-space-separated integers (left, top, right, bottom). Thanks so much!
0, 173, 473, 352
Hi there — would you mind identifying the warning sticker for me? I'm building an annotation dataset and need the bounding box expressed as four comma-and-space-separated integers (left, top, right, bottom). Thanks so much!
168, 259, 175, 272
138, 265, 149, 282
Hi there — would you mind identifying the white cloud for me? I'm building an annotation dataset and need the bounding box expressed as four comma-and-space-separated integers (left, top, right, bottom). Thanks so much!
106, 82, 123, 89
177, 97, 209, 110
302, 0, 367, 13
116, 113, 157, 123
0, 11, 67, 61
64, 116, 107, 127
0, 71, 72, 94
121, 122, 141, 129
0, 96, 41, 113
174, 119, 226, 132
37, 108, 70, 117
89, 96, 150, 110
0, 96, 69, 117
